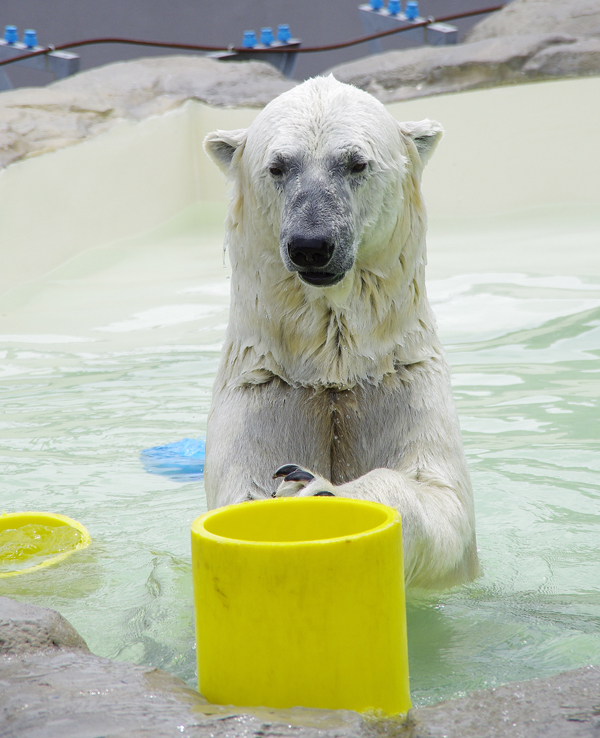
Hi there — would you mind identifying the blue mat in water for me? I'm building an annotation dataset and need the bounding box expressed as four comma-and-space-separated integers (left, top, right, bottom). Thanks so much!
140, 438, 205, 482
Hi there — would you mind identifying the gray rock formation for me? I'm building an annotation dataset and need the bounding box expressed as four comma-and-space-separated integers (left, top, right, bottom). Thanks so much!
326, 32, 580, 102
465, 0, 600, 43
0, 55, 295, 168
0, 596, 90, 653
51, 54, 296, 110
325, 0, 600, 102
522, 35, 600, 77
412, 666, 600, 738
2, 597, 599, 738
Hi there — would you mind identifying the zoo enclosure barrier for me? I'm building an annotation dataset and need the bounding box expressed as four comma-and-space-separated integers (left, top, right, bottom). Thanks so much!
0, 3, 505, 84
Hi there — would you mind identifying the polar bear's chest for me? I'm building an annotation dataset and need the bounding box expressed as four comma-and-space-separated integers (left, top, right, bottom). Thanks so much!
313, 374, 417, 485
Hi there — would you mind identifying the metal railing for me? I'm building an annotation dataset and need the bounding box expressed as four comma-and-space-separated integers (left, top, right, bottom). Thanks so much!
0, 5, 504, 66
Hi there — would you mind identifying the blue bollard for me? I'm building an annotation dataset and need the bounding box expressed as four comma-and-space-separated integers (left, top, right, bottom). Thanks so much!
4, 25, 18, 44
405, 0, 419, 20
370, 0, 384, 10
387, 0, 401, 15
277, 24, 291, 43
22, 29, 38, 48
242, 30, 257, 48
260, 27, 274, 46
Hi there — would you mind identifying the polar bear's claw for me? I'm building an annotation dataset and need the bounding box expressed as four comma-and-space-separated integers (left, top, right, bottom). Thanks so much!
273, 464, 302, 479
284, 469, 315, 483
313, 491, 336, 497
273, 464, 320, 497
273, 465, 316, 484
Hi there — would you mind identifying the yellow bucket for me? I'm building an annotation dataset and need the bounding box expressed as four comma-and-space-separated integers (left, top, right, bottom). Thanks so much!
191, 496, 411, 714
0, 511, 91, 578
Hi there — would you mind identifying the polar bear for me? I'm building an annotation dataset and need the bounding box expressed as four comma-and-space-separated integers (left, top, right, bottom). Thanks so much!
203, 76, 478, 589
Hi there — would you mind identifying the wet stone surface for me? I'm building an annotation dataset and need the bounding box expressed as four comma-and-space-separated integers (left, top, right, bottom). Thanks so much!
412, 666, 600, 738
0, 596, 89, 654
1, 597, 599, 738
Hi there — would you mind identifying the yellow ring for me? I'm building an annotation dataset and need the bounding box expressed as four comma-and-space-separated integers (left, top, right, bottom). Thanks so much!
0, 511, 91, 578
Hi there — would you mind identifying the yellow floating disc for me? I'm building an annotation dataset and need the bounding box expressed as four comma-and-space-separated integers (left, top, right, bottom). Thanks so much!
0, 512, 91, 578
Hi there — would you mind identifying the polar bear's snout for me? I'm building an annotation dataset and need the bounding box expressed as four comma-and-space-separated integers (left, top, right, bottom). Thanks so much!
284, 234, 341, 287
279, 168, 356, 287
287, 236, 334, 269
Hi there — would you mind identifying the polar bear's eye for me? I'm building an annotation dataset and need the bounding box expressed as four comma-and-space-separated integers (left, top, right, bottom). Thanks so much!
269, 165, 284, 177
350, 161, 367, 174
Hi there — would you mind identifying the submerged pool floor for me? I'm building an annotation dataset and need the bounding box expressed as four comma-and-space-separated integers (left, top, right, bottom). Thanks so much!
0, 202, 599, 706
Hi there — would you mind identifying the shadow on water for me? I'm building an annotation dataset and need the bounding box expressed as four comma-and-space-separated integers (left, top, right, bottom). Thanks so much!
114, 552, 197, 684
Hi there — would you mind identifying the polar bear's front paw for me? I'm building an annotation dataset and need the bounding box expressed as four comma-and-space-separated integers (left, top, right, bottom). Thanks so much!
272, 464, 336, 498
272, 464, 315, 497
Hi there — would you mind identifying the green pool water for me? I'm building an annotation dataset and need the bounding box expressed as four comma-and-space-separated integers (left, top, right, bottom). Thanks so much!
0, 201, 598, 707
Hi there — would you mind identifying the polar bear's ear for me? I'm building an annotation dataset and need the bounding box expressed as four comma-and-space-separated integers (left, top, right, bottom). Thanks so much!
203, 129, 248, 174
399, 119, 444, 166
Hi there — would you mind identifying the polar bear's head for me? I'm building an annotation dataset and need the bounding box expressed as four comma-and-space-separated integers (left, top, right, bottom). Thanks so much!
205, 75, 442, 290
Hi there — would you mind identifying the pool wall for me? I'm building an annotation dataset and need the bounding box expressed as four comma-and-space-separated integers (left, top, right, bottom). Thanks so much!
2, 75, 599, 297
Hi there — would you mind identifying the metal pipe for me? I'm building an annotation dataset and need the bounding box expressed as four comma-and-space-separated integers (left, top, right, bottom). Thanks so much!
0, 4, 505, 69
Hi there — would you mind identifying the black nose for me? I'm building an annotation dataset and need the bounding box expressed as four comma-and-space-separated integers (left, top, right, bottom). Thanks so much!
288, 237, 334, 269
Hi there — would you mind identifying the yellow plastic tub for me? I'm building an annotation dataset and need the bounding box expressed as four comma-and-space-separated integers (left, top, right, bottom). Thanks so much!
191, 496, 411, 714
0, 512, 91, 578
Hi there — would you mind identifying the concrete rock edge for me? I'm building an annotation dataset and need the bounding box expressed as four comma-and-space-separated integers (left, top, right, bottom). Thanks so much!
1, 596, 599, 738
464, 0, 600, 44
325, 32, 600, 103
412, 665, 600, 738
0, 595, 90, 653
326, 0, 600, 103
0, 54, 296, 169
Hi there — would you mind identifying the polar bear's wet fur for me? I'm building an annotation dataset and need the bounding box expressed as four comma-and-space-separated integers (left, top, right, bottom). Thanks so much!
203, 76, 479, 589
